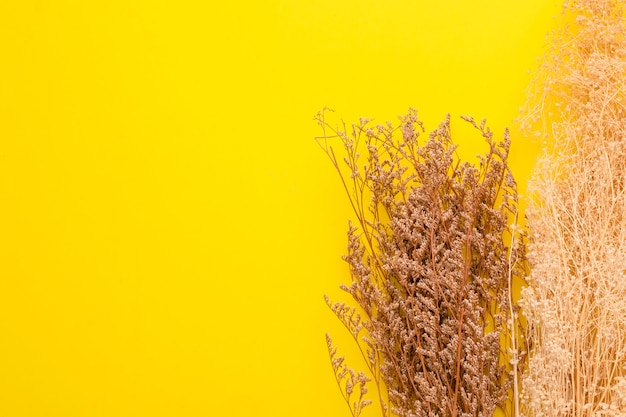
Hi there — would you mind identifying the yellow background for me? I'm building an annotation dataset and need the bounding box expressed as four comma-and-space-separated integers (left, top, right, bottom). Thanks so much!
0, 1, 560, 416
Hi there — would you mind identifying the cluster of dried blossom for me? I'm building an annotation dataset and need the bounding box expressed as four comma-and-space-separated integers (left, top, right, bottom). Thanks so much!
521, 1, 626, 416
317, 108, 526, 417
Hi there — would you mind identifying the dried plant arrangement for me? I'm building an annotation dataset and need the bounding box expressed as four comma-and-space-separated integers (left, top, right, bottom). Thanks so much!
316, 108, 527, 417
520, 1, 626, 416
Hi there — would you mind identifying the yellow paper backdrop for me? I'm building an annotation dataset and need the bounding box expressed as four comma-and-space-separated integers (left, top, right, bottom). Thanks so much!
0, 1, 561, 416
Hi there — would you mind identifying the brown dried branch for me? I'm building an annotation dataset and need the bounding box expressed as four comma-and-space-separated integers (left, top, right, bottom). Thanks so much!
317, 108, 527, 417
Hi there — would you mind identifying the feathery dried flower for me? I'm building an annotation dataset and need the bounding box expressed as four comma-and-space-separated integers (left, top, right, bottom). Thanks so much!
316, 108, 527, 417
521, 1, 626, 416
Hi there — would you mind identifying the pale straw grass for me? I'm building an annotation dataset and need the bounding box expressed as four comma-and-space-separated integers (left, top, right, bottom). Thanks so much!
521, 1, 626, 416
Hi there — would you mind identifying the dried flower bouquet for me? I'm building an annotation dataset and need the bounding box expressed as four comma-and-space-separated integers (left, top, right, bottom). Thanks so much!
317, 109, 527, 417
521, 1, 626, 416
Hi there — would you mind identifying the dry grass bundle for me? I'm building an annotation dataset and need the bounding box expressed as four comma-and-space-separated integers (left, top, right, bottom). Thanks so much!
521, 1, 626, 416
316, 109, 527, 417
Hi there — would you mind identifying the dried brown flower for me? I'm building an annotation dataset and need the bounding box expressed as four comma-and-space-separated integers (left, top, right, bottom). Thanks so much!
317, 108, 527, 417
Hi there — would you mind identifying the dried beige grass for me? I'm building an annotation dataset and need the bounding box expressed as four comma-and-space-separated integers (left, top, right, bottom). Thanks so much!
521, 1, 626, 416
